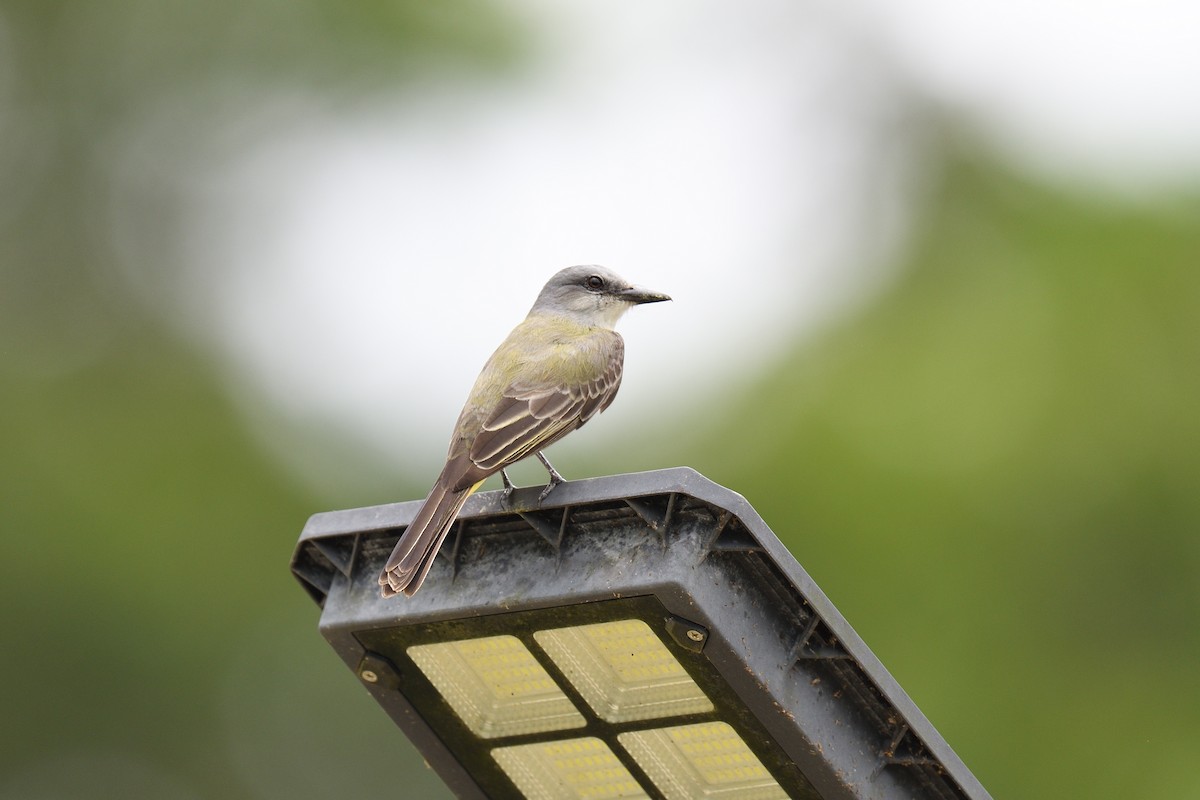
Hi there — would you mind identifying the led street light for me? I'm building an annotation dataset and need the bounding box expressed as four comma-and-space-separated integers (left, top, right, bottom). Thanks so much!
293, 468, 992, 800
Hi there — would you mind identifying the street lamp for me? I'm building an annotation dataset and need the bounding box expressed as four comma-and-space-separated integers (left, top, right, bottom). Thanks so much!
292, 467, 991, 800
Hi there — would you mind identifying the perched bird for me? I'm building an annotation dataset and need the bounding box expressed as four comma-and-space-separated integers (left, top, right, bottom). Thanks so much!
379, 265, 671, 598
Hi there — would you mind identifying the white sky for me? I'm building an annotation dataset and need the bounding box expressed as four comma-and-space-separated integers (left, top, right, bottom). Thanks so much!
125, 0, 1200, 490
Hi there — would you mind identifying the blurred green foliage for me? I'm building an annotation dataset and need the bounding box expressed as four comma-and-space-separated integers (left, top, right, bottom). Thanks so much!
0, 0, 521, 374
3, 1, 1199, 799
1, 1, 515, 797
687, 159, 1200, 800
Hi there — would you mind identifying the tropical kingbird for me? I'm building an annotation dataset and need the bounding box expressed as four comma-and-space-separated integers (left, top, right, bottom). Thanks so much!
379, 265, 671, 598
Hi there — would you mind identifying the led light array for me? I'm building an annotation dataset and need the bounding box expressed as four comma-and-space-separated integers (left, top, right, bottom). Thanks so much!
408, 619, 790, 800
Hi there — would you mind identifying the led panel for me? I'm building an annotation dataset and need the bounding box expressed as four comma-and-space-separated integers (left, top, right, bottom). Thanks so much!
299, 469, 993, 800
408, 635, 585, 738
619, 722, 789, 800
492, 738, 649, 800
534, 619, 714, 723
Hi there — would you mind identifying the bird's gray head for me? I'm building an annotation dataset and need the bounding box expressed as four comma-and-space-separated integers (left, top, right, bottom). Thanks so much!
529, 265, 671, 329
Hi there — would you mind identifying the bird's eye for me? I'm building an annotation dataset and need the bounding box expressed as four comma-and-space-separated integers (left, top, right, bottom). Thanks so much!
586, 275, 605, 290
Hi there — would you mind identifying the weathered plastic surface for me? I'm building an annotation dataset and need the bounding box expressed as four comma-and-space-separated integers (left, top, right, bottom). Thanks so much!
292, 467, 992, 800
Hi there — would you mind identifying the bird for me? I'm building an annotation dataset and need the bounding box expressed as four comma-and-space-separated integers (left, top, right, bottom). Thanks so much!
378, 265, 671, 598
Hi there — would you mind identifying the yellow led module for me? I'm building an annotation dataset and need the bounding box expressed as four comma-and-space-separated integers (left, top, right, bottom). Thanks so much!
407, 635, 585, 738
492, 737, 649, 800
618, 722, 789, 800
533, 619, 714, 723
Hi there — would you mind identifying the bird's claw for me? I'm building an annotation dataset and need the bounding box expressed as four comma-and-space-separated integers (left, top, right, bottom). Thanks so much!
534, 451, 566, 503
538, 474, 562, 503
500, 469, 516, 506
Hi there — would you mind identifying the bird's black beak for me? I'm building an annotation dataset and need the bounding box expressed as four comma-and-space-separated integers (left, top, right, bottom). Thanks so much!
618, 286, 672, 304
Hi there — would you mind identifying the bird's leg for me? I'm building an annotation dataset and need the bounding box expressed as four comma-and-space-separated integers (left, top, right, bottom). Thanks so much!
536, 452, 566, 502
500, 469, 516, 504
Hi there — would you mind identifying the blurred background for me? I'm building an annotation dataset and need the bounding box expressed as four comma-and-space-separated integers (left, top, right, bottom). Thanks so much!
2, 1, 1198, 798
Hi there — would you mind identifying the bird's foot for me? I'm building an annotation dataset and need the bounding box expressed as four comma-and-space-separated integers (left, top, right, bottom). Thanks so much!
500, 469, 516, 505
536, 452, 566, 503
538, 475, 563, 503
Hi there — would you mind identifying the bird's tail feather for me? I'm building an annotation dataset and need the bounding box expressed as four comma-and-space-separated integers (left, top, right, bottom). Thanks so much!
379, 477, 478, 597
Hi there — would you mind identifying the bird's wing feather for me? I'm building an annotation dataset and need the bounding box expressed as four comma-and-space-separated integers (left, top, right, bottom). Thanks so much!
483, 396, 535, 431
470, 341, 623, 471
475, 415, 580, 471
472, 404, 561, 465
527, 390, 577, 419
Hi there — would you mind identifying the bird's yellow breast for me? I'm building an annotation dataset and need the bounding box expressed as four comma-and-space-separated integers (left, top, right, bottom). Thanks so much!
480, 315, 620, 391
446, 314, 622, 449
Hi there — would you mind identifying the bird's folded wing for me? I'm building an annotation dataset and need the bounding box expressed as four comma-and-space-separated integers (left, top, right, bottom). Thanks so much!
471, 353, 623, 471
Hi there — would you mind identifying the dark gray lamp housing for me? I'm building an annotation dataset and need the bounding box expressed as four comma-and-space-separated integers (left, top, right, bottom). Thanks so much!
291, 468, 992, 800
